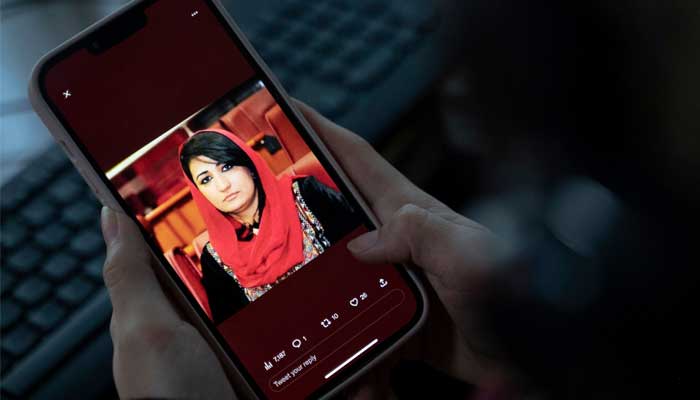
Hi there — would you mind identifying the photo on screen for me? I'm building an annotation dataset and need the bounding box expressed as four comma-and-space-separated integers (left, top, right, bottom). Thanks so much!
106, 79, 360, 323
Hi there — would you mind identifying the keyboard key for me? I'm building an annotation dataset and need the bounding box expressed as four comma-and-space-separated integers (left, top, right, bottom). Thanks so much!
248, 18, 286, 44
390, 27, 419, 53
338, 38, 372, 64
363, 21, 393, 45
85, 256, 105, 282
1, 323, 40, 358
308, 33, 341, 58
57, 277, 95, 306
35, 223, 71, 252
62, 200, 98, 228
42, 146, 71, 171
21, 165, 56, 192
28, 301, 67, 331
1, 218, 27, 249
0, 147, 68, 212
304, 7, 337, 29
27, 147, 69, 182
283, 25, 314, 47
389, 1, 436, 31
48, 173, 85, 204
1, 300, 22, 330
69, 229, 104, 259
280, 1, 305, 19
333, 18, 364, 37
346, 48, 397, 89
294, 78, 350, 118
315, 58, 346, 83
259, 41, 289, 67
20, 198, 56, 227
326, 0, 350, 12
42, 253, 79, 281
0, 186, 30, 212
14, 277, 51, 306
358, 0, 389, 14
287, 49, 317, 73
6, 245, 43, 274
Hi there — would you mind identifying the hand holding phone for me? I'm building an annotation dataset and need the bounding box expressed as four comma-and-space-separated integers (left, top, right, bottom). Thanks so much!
296, 104, 512, 394
103, 103, 510, 399
31, 1, 429, 397
102, 207, 235, 399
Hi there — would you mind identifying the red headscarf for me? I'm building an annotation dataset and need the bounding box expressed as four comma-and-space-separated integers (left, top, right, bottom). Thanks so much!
179, 129, 304, 288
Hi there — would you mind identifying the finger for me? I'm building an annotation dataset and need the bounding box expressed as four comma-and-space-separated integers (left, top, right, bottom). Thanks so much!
101, 207, 181, 326
294, 100, 440, 222
347, 204, 493, 286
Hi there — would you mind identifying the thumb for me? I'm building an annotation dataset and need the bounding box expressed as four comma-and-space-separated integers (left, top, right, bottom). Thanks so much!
347, 204, 493, 285
101, 207, 180, 325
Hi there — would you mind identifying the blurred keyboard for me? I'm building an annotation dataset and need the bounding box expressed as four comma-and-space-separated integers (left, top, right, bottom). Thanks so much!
1, 0, 452, 398
248, 0, 437, 124
0, 146, 113, 399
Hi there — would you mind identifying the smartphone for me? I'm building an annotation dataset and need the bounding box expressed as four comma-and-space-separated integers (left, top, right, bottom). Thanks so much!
29, 0, 426, 398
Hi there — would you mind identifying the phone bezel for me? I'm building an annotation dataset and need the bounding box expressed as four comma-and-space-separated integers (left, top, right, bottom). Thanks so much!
28, 0, 428, 398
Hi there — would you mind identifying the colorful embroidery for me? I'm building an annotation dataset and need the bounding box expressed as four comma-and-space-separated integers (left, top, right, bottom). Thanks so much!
293, 180, 331, 250
206, 180, 330, 302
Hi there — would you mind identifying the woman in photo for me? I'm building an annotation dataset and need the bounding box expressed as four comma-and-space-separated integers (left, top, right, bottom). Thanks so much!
179, 129, 358, 323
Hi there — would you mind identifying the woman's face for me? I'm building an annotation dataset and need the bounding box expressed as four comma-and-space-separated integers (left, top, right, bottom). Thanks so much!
188, 155, 257, 215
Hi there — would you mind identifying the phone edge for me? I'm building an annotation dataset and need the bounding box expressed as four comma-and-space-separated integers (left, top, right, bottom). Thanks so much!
26, 0, 430, 398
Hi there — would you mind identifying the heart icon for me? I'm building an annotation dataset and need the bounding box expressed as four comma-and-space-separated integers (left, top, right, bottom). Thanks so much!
349, 298, 359, 307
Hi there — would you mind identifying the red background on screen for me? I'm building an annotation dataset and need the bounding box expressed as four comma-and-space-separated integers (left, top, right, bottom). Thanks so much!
44, 0, 255, 171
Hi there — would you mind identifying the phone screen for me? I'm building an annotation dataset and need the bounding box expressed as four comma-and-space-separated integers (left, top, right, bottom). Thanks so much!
38, 0, 422, 398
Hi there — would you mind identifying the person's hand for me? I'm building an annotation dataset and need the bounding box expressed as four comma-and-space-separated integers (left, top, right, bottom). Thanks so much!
101, 101, 513, 399
101, 207, 235, 399
296, 102, 517, 398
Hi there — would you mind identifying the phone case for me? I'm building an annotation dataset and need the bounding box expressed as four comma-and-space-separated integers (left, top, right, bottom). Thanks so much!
28, 1, 428, 398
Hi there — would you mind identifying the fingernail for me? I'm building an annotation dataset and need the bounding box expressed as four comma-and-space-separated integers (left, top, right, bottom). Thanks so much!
101, 207, 118, 245
347, 230, 379, 253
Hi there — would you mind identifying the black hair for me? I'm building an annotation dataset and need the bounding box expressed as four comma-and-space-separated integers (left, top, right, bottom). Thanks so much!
180, 132, 254, 181
180, 131, 265, 239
